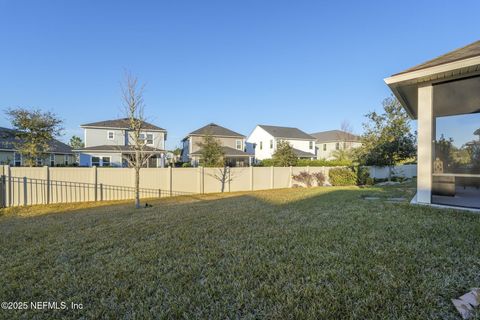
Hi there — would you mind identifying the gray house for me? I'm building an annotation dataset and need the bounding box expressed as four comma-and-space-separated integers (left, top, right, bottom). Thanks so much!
311, 130, 362, 160
0, 127, 74, 166
181, 123, 253, 167
77, 118, 167, 167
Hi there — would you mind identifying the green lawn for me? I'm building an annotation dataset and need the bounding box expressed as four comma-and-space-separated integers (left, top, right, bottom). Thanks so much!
1, 183, 479, 319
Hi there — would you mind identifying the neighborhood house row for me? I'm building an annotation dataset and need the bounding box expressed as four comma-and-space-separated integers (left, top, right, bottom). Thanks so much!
0, 120, 361, 168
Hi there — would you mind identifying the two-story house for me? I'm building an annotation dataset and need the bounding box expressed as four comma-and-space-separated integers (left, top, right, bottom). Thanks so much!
311, 130, 361, 160
77, 118, 167, 167
246, 125, 316, 161
181, 123, 253, 167
0, 127, 74, 166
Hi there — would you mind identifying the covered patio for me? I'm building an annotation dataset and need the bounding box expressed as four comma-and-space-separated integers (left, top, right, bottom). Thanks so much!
385, 40, 480, 210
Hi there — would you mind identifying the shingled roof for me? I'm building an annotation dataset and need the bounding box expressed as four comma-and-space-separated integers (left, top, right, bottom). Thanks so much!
76, 145, 164, 153
393, 40, 480, 75
310, 130, 360, 143
0, 127, 73, 154
187, 123, 244, 138
81, 118, 165, 131
258, 125, 316, 140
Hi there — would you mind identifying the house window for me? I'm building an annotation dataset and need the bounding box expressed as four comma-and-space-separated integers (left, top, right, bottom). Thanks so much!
14, 153, 21, 166
91, 156, 100, 166
102, 157, 111, 167
36, 157, 43, 166
50, 154, 55, 166
270, 140, 273, 149
64, 155, 69, 166
107, 131, 115, 140
309, 141, 313, 150
260, 141, 263, 150
323, 144, 327, 151
236, 140, 242, 150
335, 142, 340, 150
139, 133, 154, 145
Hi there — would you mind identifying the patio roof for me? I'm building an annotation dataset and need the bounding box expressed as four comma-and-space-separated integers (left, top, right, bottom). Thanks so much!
384, 40, 480, 118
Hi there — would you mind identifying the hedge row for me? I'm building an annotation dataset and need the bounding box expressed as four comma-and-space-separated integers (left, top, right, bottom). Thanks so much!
257, 159, 352, 167
328, 166, 373, 186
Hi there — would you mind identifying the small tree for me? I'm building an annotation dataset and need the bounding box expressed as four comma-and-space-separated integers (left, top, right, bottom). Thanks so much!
197, 134, 225, 167
69, 135, 84, 166
357, 96, 416, 180
6, 108, 63, 167
120, 72, 156, 209
69, 135, 84, 150
272, 141, 298, 167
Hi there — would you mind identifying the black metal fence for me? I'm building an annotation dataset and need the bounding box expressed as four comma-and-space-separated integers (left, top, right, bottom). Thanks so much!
0, 175, 193, 208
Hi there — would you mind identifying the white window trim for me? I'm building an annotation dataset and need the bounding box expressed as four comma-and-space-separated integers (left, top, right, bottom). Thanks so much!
139, 132, 155, 146
14, 152, 22, 166
91, 156, 101, 167
235, 139, 243, 150
64, 154, 69, 165
50, 154, 55, 166
101, 156, 111, 167
107, 131, 115, 140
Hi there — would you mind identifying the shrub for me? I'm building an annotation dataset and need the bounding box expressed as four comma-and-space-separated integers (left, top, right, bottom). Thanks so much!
292, 171, 313, 187
297, 159, 353, 167
329, 167, 357, 186
181, 162, 192, 167
257, 159, 275, 167
311, 172, 325, 186
354, 166, 371, 185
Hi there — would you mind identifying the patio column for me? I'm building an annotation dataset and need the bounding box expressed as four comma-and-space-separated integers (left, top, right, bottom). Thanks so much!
417, 84, 433, 204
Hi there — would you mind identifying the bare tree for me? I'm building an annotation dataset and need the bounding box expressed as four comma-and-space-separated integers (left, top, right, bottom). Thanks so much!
120, 72, 156, 209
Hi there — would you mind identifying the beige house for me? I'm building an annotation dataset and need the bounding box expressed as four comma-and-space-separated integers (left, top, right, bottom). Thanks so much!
386, 40, 480, 210
181, 123, 253, 167
0, 127, 74, 166
310, 130, 361, 160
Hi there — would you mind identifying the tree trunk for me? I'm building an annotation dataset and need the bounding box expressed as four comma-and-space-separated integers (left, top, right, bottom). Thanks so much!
135, 150, 141, 209
388, 166, 393, 182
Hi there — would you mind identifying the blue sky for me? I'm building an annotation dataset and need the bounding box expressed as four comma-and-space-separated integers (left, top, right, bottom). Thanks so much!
0, 1, 479, 149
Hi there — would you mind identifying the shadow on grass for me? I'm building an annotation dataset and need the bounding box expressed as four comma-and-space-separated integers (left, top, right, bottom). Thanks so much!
0, 181, 479, 319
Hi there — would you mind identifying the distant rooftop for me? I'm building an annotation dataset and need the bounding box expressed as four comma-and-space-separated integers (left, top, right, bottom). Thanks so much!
0, 127, 73, 154
310, 130, 360, 143
81, 118, 165, 131
258, 125, 316, 140
187, 123, 244, 138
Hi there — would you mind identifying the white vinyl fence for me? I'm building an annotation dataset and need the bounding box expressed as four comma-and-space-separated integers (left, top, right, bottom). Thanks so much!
368, 164, 417, 179
0, 164, 416, 208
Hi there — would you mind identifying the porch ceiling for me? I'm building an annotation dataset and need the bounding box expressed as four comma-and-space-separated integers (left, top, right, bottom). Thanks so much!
384, 41, 480, 119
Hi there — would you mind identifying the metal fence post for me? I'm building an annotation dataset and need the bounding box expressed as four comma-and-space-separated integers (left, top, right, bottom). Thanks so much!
0, 175, 5, 208
23, 176, 27, 206
45, 166, 50, 205
169, 166, 173, 197
158, 189, 161, 198
7, 165, 12, 207
94, 166, 98, 202
99, 183, 103, 201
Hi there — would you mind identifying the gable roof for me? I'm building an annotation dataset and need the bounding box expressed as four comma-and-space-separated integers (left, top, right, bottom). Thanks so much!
0, 127, 73, 154
81, 118, 165, 131
393, 40, 480, 76
292, 148, 316, 158
310, 130, 360, 143
258, 125, 316, 140
187, 123, 244, 138
75, 145, 164, 153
